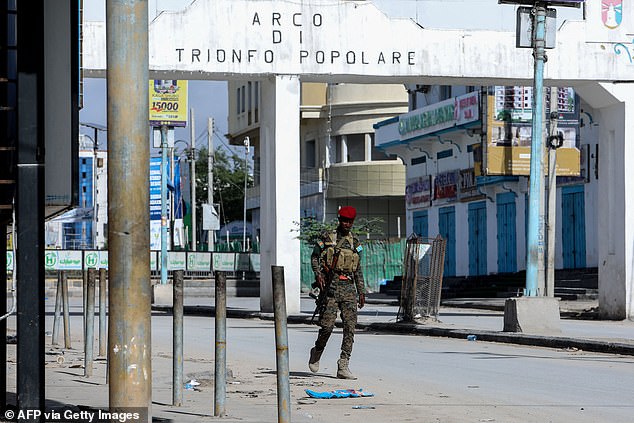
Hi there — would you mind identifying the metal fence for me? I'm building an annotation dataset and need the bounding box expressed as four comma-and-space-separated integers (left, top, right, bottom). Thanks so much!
300, 238, 406, 292
398, 235, 446, 322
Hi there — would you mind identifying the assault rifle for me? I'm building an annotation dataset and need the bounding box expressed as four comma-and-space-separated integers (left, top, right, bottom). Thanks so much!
310, 248, 340, 324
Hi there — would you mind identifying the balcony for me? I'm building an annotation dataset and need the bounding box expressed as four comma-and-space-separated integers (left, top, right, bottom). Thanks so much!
326, 160, 405, 199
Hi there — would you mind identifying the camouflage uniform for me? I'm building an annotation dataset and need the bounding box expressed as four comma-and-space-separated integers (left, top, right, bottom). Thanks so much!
311, 227, 365, 360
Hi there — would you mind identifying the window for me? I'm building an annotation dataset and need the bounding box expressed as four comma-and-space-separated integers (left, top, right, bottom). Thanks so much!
346, 134, 365, 162
411, 155, 427, 165
440, 85, 452, 101
236, 87, 241, 114
305, 140, 316, 168
241, 85, 246, 113
248, 82, 253, 125
254, 81, 259, 123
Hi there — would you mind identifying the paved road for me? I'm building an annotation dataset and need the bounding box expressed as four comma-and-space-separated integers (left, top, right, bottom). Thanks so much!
4, 297, 634, 423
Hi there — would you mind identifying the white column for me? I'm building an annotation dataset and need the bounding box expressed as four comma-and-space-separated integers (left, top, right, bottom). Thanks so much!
259, 75, 301, 314
593, 83, 634, 319
340, 135, 348, 163
365, 133, 372, 162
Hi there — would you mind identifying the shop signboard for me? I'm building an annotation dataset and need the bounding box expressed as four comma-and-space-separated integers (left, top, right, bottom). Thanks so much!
405, 176, 432, 210
485, 86, 581, 176
398, 92, 480, 142
459, 168, 485, 201
434, 171, 459, 204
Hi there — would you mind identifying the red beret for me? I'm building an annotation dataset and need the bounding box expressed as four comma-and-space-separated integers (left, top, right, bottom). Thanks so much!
338, 206, 356, 220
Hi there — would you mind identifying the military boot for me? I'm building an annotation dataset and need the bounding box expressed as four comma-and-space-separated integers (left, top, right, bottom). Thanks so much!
336, 358, 357, 380
308, 347, 323, 373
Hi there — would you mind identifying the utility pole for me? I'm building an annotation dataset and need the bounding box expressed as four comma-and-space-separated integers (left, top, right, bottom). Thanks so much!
525, 3, 547, 297
106, 0, 151, 416
502, 0, 567, 333
190, 107, 196, 251
160, 125, 169, 285
546, 87, 561, 297
207, 117, 214, 251
243, 137, 250, 252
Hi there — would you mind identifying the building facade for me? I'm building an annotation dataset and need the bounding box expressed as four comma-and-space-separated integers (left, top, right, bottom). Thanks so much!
227, 81, 409, 239
45, 134, 108, 249
375, 85, 598, 280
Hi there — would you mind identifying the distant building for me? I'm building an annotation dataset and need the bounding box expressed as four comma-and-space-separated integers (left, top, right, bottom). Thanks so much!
374, 85, 597, 278
227, 81, 409, 239
45, 134, 108, 249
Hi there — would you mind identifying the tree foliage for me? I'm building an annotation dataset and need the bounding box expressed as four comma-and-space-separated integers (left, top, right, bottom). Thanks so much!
292, 216, 385, 244
195, 147, 252, 226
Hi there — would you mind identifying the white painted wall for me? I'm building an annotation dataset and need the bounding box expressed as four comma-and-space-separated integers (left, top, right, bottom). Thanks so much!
259, 75, 301, 314
593, 84, 634, 319
84, 1, 632, 85
83, 0, 634, 317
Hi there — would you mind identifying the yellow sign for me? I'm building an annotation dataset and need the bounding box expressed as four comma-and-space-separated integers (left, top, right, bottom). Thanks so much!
149, 80, 188, 127
484, 92, 581, 176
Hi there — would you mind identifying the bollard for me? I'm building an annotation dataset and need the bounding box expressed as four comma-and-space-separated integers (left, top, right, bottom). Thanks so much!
85, 268, 96, 377
61, 271, 71, 349
52, 272, 63, 346
83, 269, 88, 340
172, 270, 184, 406
214, 271, 226, 417
99, 268, 107, 357
271, 266, 290, 423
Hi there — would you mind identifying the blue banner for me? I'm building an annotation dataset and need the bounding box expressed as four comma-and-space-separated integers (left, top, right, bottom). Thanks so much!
150, 157, 164, 220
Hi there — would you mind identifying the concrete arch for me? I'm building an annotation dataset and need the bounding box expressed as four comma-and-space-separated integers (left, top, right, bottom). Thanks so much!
84, 0, 634, 317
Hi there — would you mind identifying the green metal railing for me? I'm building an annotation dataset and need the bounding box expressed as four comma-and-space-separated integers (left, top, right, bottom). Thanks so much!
300, 239, 406, 292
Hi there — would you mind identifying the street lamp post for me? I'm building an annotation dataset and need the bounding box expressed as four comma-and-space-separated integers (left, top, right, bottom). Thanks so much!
243, 137, 250, 252
190, 108, 197, 251
525, 3, 547, 296
174, 139, 198, 252
80, 122, 107, 250
160, 125, 169, 286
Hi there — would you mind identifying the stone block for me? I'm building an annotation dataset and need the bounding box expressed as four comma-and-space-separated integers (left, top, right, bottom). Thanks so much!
503, 297, 561, 334
153, 283, 173, 307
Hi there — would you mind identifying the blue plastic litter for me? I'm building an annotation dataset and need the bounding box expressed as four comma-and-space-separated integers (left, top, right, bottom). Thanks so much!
305, 389, 374, 399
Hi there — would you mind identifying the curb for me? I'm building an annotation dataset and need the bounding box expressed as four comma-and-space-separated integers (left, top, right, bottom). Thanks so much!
151, 305, 634, 357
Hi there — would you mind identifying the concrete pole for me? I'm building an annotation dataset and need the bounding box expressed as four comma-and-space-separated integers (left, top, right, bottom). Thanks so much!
106, 0, 151, 417
208, 117, 215, 251
271, 266, 291, 423
83, 270, 87, 339
161, 125, 169, 285
85, 268, 96, 377
538, 86, 547, 296
190, 108, 196, 251
546, 86, 559, 298
525, 3, 547, 297
214, 271, 227, 417
243, 137, 250, 252
99, 267, 107, 357
172, 270, 184, 406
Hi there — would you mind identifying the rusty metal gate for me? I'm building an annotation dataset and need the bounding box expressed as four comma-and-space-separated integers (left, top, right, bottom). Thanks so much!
398, 235, 447, 322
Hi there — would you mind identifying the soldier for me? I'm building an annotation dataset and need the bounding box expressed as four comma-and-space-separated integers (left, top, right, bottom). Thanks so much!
308, 206, 365, 379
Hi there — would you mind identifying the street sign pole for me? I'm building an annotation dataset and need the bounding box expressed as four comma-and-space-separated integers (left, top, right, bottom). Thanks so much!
161, 125, 169, 285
